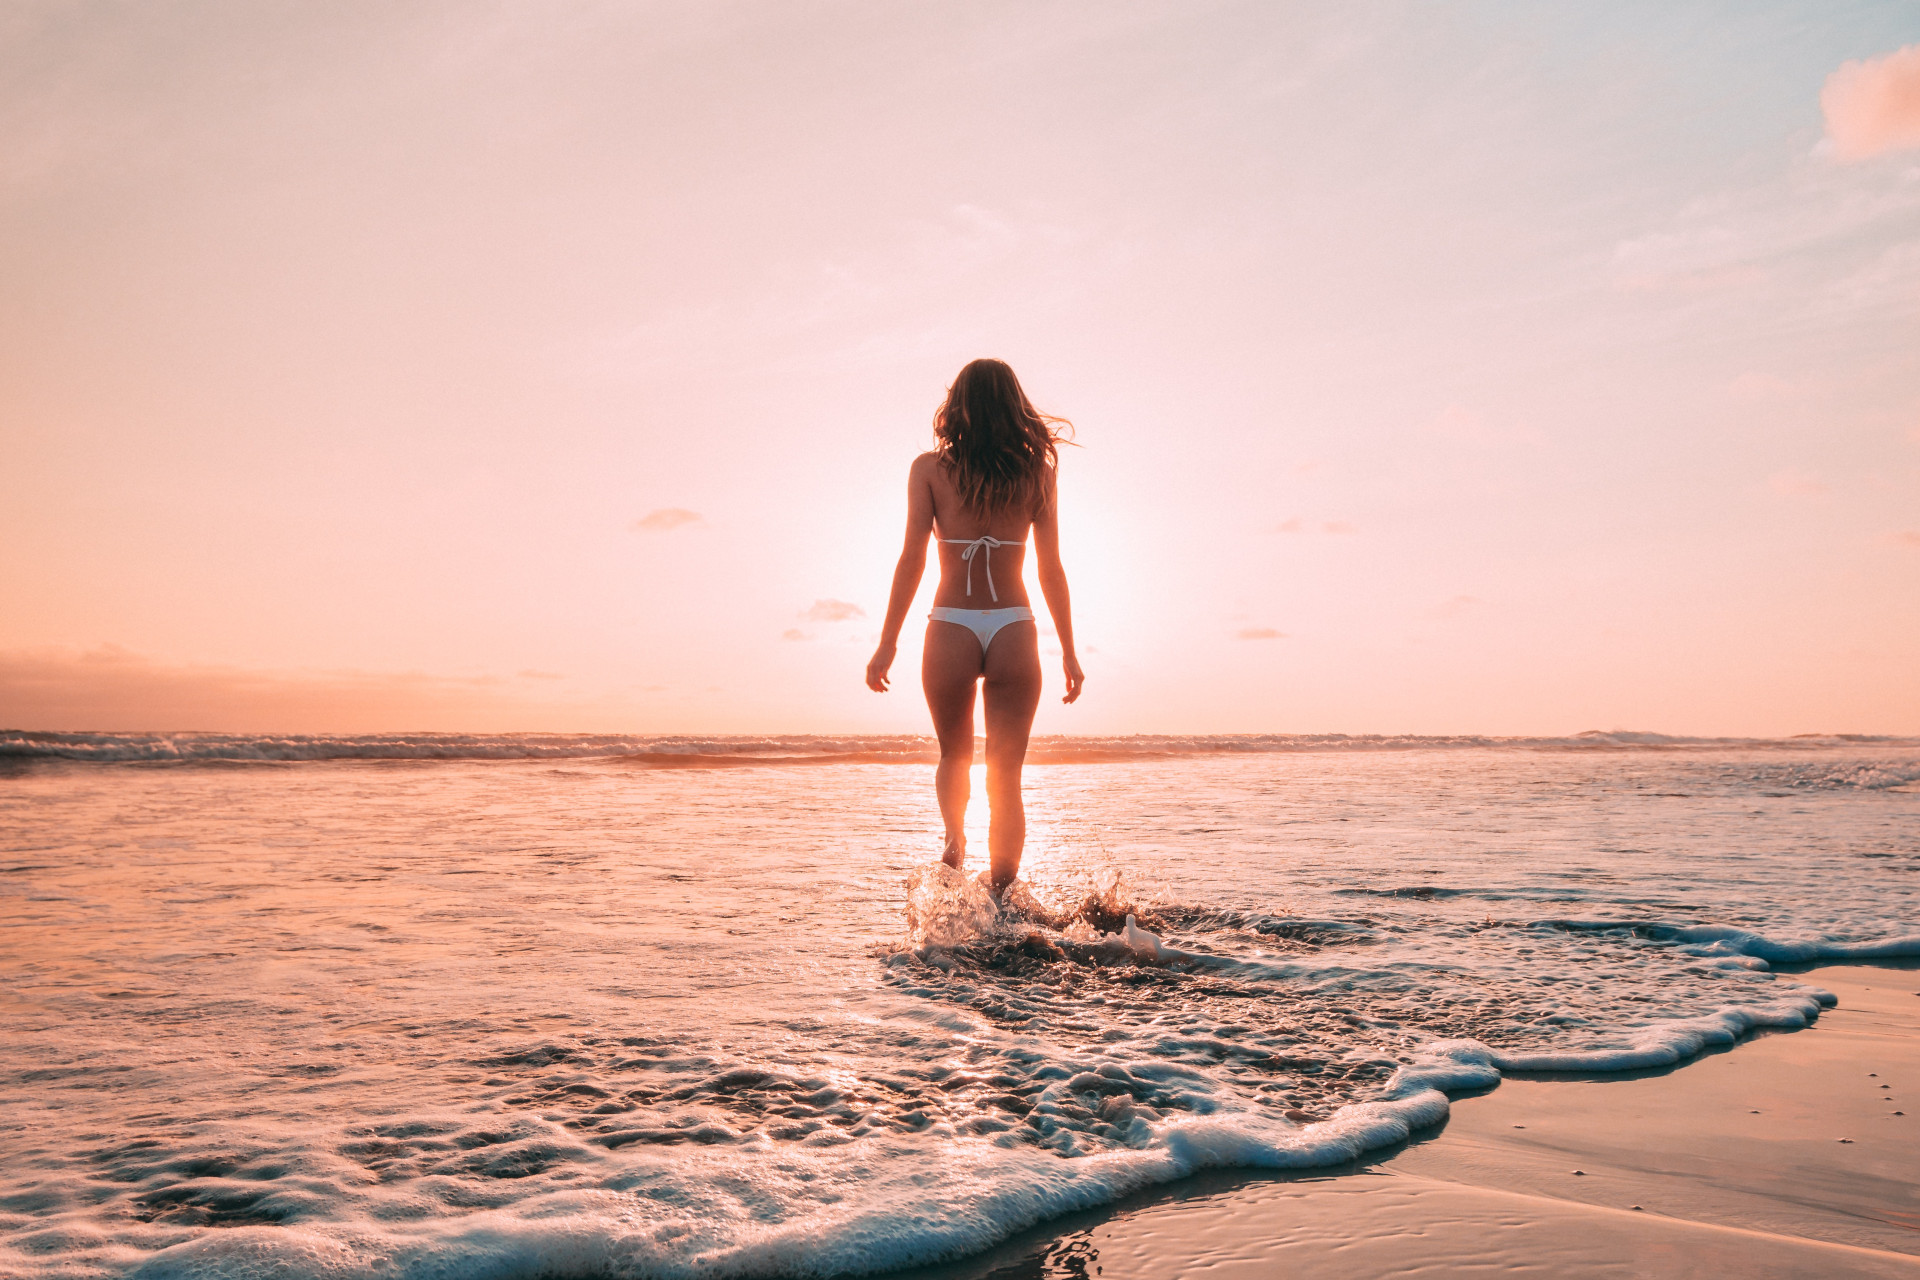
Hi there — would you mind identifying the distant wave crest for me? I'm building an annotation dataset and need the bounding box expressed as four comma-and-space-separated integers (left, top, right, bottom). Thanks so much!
4, 729, 1918, 771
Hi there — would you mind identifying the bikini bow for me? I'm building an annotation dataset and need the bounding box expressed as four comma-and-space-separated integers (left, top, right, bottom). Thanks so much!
950, 536, 1015, 602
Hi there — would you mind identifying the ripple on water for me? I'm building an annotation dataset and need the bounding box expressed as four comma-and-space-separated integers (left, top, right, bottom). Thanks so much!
0, 746, 1913, 1278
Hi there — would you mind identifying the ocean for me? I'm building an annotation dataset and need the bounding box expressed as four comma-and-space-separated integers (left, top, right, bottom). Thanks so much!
2, 732, 1917, 1278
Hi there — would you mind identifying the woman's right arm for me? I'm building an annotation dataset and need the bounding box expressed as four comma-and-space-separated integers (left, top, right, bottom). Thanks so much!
865, 456, 936, 692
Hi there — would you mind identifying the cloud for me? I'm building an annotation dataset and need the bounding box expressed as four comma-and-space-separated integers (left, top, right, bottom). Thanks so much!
1271, 518, 1357, 534
1822, 44, 1920, 160
1236, 628, 1286, 641
1768, 470, 1830, 497
1426, 595, 1482, 620
573, 202, 1103, 381
1607, 169, 1920, 313
801, 599, 865, 622
780, 628, 810, 641
0, 646, 618, 733
1428, 404, 1493, 443
1725, 371, 1818, 401
1423, 404, 1537, 447
516, 669, 564, 680
632, 508, 703, 531
1890, 530, 1920, 548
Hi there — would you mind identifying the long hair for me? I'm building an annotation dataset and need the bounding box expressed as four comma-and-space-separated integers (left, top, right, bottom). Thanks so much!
932, 359, 1072, 516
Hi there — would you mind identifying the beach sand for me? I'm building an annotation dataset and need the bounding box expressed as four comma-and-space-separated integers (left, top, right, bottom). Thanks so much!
895, 962, 1920, 1279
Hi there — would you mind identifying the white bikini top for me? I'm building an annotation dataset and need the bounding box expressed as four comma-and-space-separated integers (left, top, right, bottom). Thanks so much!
939, 535, 1025, 603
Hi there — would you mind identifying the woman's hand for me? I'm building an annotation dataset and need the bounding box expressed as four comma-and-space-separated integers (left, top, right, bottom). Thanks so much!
1061, 653, 1085, 704
866, 642, 897, 692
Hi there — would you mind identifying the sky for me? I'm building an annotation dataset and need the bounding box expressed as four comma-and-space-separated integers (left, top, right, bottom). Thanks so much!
2, 0, 1918, 737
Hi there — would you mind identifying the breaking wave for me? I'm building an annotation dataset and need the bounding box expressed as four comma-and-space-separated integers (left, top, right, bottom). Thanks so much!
6, 728, 1919, 773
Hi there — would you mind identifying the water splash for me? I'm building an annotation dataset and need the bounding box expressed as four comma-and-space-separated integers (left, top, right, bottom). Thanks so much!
903, 863, 1001, 946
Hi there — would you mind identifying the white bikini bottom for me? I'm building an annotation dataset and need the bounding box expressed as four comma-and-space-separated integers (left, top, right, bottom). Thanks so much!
929, 606, 1035, 653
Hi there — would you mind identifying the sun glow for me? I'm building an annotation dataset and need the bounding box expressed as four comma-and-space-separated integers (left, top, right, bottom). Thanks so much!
1, 7, 1915, 736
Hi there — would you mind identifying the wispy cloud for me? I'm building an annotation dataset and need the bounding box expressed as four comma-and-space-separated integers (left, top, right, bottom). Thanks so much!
1890, 530, 1920, 548
801, 599, 865, 622
1425, 595, 1482, 620
780, 628, 810, 642
1822, 44, 1920, 160
1725, 371, 1822, 401
1608, 160, 1920, 317
1423, 404, 1537, 446
1768, 470, 1830, 497
1236, 627, 1286, 641
632, 508, 703, 532
516, 669, 564, 680
572, 202, 1111, 380
1272, 518, 1358, 535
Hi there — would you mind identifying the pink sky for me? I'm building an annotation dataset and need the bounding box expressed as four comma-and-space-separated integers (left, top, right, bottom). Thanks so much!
3, 3, 1917, 736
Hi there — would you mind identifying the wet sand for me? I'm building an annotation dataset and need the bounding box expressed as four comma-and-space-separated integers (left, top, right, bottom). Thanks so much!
895, 962, 1920, 1279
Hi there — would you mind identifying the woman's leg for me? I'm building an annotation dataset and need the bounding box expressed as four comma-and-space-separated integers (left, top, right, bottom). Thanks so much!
981, 621, 1042, 894
923, 621, 984, 867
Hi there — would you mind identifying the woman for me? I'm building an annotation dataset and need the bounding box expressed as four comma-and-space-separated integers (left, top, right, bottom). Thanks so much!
865, 359, 1084, 899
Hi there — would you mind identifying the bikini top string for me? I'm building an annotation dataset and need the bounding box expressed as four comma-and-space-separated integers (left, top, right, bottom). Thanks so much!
939, 536, 1023, 603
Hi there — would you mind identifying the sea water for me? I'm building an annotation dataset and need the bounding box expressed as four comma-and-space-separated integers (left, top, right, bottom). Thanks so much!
1, 733, 1916, 1278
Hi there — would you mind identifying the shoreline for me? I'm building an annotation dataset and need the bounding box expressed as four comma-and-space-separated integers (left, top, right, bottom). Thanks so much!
890, 961, 1920, 1279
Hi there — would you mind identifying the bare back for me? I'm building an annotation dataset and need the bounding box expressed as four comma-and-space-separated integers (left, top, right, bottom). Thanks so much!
914, 452, 1044, 609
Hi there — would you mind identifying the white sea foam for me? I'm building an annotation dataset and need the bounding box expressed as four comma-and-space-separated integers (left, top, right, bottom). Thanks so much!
2, 743, 1915, 1278
1670, 924, 1920, 963
1120, 913, 1173, 961
1487, 994, 1834, 1072
115, 1040, 1508, 1280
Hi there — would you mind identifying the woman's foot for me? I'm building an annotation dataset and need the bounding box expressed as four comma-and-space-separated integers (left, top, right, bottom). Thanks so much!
975, 870, 1012, 909
941, 836, 964, 870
